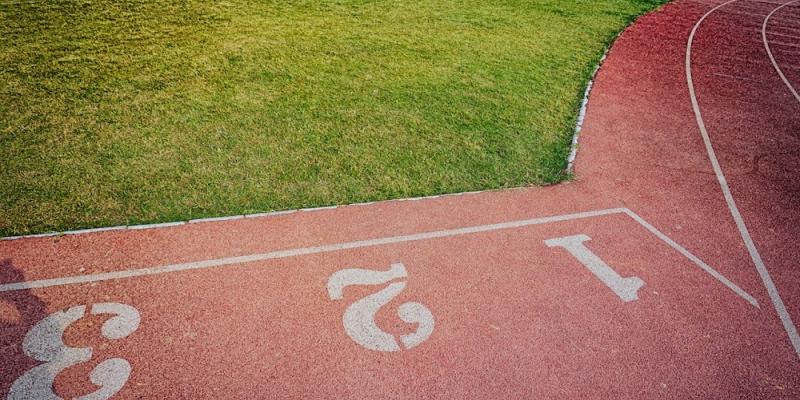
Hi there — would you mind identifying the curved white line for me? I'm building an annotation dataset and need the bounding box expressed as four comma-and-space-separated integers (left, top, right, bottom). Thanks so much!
686, 0, 800, 357
763, 0, 800, 103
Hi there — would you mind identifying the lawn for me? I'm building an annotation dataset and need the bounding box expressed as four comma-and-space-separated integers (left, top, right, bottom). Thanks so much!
0, 0, 664, 236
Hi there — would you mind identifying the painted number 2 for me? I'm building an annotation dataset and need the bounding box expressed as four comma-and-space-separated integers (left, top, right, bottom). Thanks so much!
327, 263, 434, 352
9, 303, 140, 400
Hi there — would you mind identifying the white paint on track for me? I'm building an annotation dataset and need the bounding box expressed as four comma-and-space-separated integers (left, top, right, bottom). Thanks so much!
0, 207, 759, 309
622, 209, 756, 308
686, 0, 800, 356
763, 0, 800, 103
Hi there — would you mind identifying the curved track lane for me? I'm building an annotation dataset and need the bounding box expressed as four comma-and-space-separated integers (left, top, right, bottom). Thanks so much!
763, 0, 800, 101
1, 1, 799, 398
687, 0, 800, 356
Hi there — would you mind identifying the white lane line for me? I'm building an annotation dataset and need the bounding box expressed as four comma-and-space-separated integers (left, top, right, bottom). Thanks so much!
686, 0, 800, 356
0, 207, 758, 309
763, 0, 800, 103
624, 209, 758, 307
0, 208, 624, 292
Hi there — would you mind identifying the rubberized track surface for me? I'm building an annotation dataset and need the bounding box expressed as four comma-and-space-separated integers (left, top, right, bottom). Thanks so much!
2, 0, 799, 398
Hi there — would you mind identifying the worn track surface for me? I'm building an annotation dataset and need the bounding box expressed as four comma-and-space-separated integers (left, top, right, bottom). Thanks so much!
2, 0, 799, 398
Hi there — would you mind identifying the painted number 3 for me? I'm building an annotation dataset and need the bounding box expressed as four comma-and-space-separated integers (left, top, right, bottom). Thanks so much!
9, 303, 140, 400
327, 263, 434, 352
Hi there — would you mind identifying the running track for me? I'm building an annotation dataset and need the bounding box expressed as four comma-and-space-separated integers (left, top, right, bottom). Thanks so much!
1, 0, 799, 398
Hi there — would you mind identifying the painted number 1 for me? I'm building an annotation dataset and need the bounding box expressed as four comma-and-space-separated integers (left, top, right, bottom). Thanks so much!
545, 234, 644, 302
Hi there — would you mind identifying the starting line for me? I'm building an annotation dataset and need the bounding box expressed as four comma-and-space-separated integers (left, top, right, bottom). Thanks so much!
4, 205, 770, 398
0, 207, 759, 308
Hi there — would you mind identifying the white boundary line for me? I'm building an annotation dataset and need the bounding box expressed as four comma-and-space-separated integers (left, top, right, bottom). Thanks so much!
0, 191, 494, 241
0, 207, 759, 308
763, 0, 800, 103
622, 209, 757, 307
686, 0, 800, 356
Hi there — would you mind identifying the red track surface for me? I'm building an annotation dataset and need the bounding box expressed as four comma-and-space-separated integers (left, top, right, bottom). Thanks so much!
2, 0, 799, 398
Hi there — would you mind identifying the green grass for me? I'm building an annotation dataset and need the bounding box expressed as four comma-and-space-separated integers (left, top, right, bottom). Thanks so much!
0, 0, 664, 236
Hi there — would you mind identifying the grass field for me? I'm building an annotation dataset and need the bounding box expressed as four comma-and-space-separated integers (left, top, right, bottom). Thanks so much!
0, 0, 664, 236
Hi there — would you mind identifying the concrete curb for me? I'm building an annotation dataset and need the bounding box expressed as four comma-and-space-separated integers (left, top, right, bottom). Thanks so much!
1, 190, 496, 241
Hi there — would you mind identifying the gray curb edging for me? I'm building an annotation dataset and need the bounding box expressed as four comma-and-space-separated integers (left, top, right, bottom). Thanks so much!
1, 190, 490, 241
566, 52, 608, 173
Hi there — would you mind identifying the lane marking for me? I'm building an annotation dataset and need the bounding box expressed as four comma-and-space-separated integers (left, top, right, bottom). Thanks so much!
622, 209, 756, 307
9, 302, 140, 400
686, 0, 800, 356
545, 234, 645, 302
763, 0, 800, 103
0, 207, 758, 308
328, 263, 434, 352
0, 208, 623, 292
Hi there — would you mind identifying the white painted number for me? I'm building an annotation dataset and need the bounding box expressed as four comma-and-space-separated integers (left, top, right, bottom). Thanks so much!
545, 234, 644, 302
327, 263, 434, 352
9, 303, 140, 400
